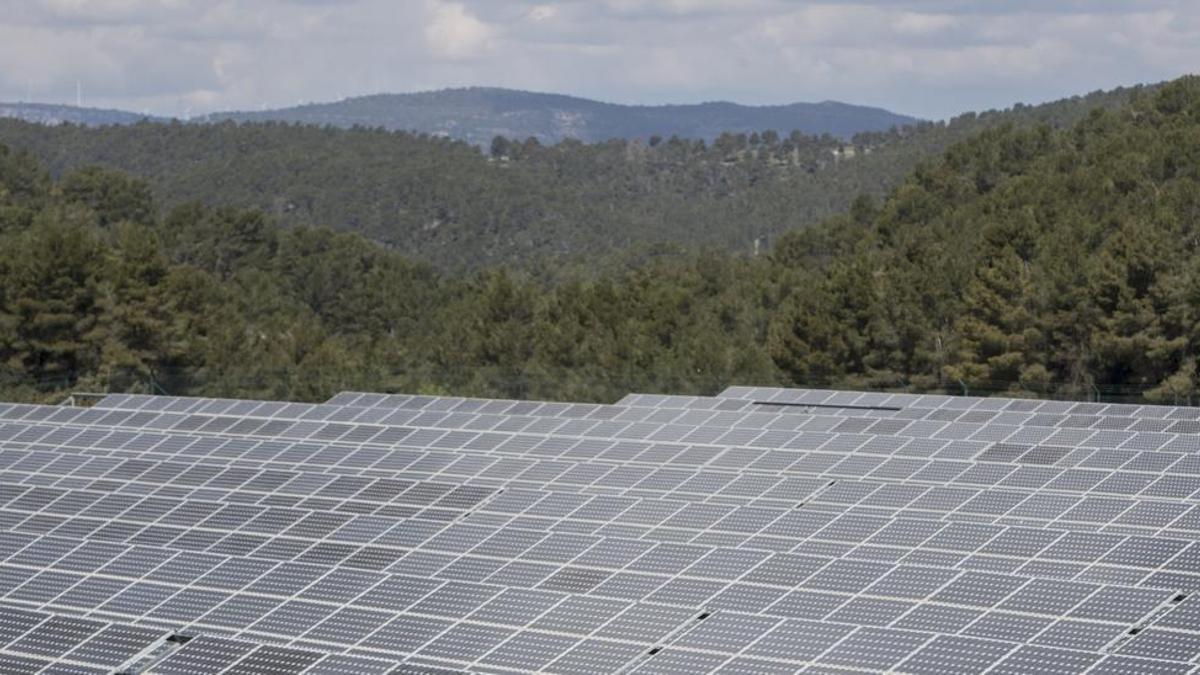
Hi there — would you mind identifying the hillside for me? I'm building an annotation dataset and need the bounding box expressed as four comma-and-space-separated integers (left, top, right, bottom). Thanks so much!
0, 89, 918, 144
0, 83, 1149, 270
2, 77, 1200, 405
196, 87, 919, 144
0, 102, 159, 126
766, 75, 1200, 400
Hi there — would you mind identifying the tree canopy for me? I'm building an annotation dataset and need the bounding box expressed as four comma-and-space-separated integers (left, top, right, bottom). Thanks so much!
1, 77, 1197, 405
0, 84, 1144, 271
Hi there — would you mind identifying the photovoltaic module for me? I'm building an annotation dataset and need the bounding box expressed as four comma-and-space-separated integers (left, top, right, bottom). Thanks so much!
0, 386, 1198, 673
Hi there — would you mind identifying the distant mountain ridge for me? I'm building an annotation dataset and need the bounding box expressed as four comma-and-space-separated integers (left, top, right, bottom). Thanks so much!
0, 89, 920, 144
0, 82, 1147, 270
0, 102, 160, 127
195, 87, 921, 143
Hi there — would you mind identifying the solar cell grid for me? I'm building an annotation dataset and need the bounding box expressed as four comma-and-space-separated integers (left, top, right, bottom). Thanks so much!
0, 388, 1198, 673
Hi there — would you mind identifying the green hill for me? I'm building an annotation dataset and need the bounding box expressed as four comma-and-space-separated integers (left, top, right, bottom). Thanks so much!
196, 87, 919, 144
0, 83, 1146, 271
0, 102, 160, 126
766, 76, 1200, 400
1, 77, 1199, 405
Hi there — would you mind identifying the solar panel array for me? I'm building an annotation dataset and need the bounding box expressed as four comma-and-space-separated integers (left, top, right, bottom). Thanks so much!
0, 385, 1198, 673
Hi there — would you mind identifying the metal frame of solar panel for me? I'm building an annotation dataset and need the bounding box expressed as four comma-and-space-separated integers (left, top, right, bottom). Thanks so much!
0, 385, 1197, 673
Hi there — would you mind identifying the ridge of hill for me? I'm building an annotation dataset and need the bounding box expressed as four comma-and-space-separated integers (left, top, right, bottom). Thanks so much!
194, 87, 920, 144
0, 83, 1152, 270
1, 77, 1199, 404
1, 88, 917, 144
0, 102, 160, 127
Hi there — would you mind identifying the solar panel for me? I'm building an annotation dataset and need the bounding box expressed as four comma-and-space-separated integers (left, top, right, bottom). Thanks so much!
0, 387, 1198, 673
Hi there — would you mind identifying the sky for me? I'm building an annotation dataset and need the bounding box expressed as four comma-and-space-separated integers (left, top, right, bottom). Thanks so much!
1, 0, 1197, 120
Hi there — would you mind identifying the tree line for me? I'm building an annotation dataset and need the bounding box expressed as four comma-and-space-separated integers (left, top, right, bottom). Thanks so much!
1, 78, 1197, 405
0, 83, 1145, 271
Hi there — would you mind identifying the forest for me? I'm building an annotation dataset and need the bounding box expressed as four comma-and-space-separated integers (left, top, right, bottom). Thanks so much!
193, 87, 919, 145
1, 77, 1198, 406
0, 84, 1143, 271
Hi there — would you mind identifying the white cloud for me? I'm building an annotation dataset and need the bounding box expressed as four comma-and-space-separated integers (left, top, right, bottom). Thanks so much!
600, 0, 778, 18
29, 0, 192, 26
527, 4, 557, 21
424, 0, 495, 60
0, 0, 1196, 119
894, 12, 957, 35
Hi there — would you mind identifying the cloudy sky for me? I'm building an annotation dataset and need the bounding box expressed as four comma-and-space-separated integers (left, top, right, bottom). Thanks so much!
2, 0, 1197, 120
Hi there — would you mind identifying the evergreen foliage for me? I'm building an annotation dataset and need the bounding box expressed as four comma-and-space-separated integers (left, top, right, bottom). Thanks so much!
0, 84, 1144, 270
1, 78, 1197, 405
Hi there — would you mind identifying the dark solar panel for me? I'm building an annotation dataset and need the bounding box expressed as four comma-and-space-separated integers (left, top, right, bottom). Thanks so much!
0, 387, 1196, 672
